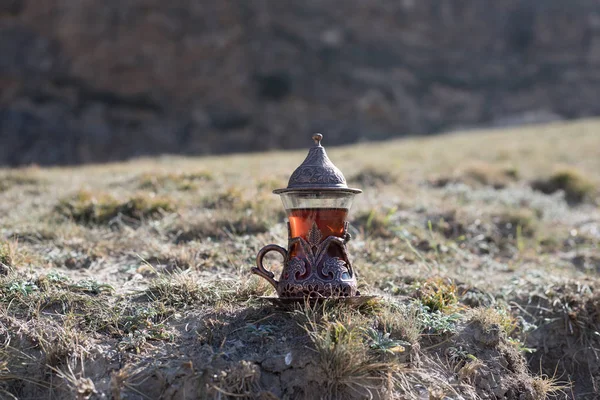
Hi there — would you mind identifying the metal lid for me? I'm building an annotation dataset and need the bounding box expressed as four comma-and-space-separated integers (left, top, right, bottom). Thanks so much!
273, 134, 362, 195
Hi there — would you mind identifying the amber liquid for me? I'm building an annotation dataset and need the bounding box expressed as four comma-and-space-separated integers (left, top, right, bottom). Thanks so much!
287, 208, 348, 277
288, 208, 348, 240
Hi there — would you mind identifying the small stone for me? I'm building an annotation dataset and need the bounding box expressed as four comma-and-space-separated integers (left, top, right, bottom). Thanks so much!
473, 324, 501, 347
498, 356, 508, 369
478, 242, 490, 254
414, 384, 429, 399
260, 372, 282, 398
0, 263, 10, 276
416, 239, 432, 252
262, 355, 292, 373
493, 385, 508, 398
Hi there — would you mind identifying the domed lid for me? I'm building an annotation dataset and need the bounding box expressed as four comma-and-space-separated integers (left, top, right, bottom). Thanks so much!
273, 134, 362, 194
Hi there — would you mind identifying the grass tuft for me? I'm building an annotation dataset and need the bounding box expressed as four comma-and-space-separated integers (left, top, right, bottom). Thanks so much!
56, 190, 176, 224
415, 278, 459, 313
352, 208, 396, 238
433, 161, 519, 189
461, 162, 519, 189
376, 302, 422, 345
0, 169, 41, 192
145, 271, 204, 307
493, 208, 538, 238
469, 307, 517, 336
174, 213, 273, 242
138, 171, 212, 192
146, 272, 271, 308
202, 188, 248, 209
174, 196, 284, 241
302, 307, 397, 399
209, 361, 262, 398
0, 242, 12, 267
531, 167, 596, 204
349, 166, 399, 187
531, 375, 567, 399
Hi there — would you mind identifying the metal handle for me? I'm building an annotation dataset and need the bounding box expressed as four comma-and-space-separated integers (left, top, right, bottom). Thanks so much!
251, 244, 287, 290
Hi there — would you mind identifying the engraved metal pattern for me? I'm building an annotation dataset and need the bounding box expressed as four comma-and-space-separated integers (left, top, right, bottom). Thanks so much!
273, 134, 361, 194
252, 222, 359, 298
288, 165, 347, 186
307, 222, 323, 248
286, 258, 306, 281
322, 257, 350, 280
278, 222, 358, 298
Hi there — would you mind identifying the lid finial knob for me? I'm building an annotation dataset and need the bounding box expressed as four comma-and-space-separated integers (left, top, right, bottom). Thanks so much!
312, 133, 323, 146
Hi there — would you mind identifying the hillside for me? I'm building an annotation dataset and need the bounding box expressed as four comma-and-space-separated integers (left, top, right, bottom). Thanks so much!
1, 121, 600, 399
2, 0, 600, 165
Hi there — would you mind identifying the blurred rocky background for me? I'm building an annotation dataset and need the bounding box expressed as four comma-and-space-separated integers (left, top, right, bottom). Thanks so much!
1, 0, 600, 166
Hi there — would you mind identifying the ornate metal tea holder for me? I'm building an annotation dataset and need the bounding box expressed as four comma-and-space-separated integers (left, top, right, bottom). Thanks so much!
252, 134, 376, 306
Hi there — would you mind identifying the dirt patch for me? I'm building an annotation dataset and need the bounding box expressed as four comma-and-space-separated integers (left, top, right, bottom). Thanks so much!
514, 281, 600, 399
445, 320, 538, 399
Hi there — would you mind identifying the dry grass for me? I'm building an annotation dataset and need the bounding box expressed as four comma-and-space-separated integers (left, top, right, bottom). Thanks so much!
376, 301, 423, 345
415, 278, 460, 313
493, 208, 539, 239
531, 376, 568, 400
137, 170, 213, 192
468, 307, 517, 336
0, 120, 599, 399
55, 190, 177, 225
0, 241, 13, 267
434, 161, 520, 189
352, 208, 397, 238
208, 360, 262, 398
0, 169, 41, 192
531, 167, 596, 204
300, 304, 400, 399
349, 165, 400, 187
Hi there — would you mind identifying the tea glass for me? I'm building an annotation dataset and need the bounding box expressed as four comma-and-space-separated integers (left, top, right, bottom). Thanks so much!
252, 191, 358, 298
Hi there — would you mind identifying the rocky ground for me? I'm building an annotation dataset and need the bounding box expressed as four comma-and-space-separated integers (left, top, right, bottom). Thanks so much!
0, 121, 599, 399
2, 0, 600, 165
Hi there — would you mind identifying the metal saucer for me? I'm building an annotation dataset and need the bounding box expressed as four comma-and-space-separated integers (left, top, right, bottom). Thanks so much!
259, 295, 380, 309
